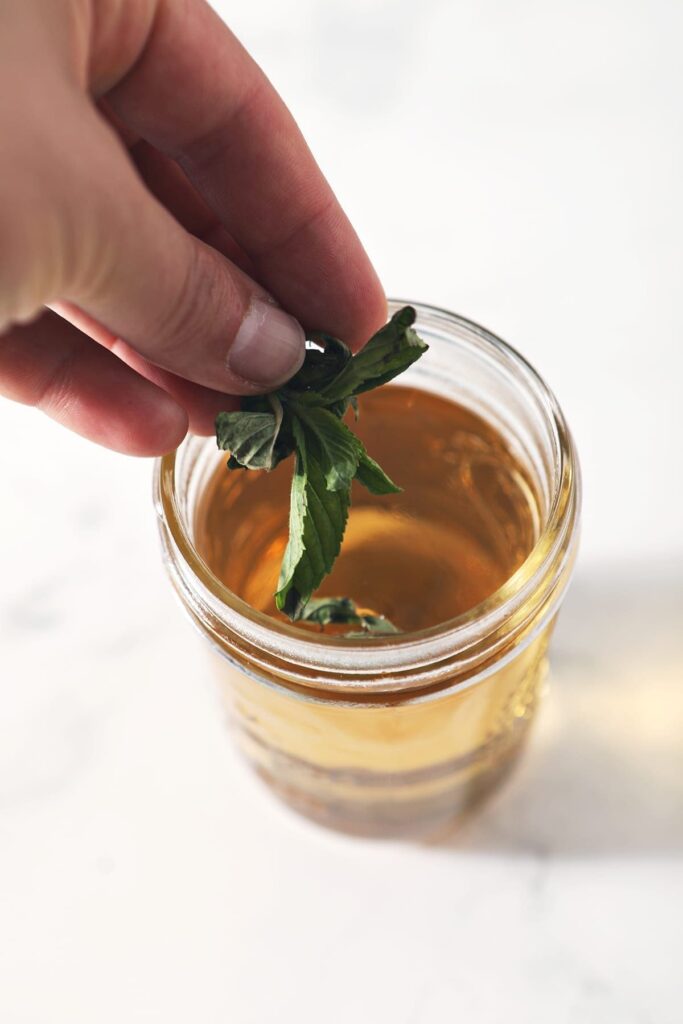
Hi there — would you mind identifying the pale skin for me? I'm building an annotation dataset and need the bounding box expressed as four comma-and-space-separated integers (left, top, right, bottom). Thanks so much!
0, 0, 387, 455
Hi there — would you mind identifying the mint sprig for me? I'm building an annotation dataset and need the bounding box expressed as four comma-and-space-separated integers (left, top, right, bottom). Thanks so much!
215, 306, 428, 620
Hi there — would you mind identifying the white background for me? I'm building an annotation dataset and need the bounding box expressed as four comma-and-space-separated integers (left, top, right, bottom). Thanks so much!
1, 1, 682, 1021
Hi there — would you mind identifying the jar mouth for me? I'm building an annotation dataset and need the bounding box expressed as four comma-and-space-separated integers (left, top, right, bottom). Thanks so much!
154, 300, 580, 687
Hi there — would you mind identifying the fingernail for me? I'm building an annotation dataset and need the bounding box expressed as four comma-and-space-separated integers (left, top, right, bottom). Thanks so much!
228, 299, 305, 386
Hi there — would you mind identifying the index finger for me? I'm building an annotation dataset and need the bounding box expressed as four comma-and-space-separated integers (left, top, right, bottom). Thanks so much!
103, 0, 387, 348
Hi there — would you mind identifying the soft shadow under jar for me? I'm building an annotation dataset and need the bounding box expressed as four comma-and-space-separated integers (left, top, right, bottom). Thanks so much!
154, 301, 580, 838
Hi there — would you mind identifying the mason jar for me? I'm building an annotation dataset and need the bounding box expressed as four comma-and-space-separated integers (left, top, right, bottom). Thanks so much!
153, 300, 581, 837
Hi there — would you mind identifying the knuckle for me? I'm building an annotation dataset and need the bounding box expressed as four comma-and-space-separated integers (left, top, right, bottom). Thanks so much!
0, 317, 79, 412
34, 346, 79, 418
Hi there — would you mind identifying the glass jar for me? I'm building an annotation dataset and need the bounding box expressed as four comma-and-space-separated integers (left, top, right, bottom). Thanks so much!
154, 301, 580, 838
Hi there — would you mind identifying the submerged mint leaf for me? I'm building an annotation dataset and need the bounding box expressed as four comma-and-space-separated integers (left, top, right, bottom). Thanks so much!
298, 596, 357, 626
299, 596, 399, 635
216, 395, 283, 471
275, 419, 350, 618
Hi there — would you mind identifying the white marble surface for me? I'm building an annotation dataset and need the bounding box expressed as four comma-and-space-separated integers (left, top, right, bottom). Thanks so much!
1, 1, 682, 1021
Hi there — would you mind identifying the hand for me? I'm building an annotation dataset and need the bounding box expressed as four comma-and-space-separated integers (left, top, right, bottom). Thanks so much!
0, 0, 386, 455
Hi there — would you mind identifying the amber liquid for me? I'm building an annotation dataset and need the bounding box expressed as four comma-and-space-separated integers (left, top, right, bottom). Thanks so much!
194, 385, 539, 631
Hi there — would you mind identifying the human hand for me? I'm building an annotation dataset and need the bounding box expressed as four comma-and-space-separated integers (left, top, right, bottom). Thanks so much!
0, 0, 386, 454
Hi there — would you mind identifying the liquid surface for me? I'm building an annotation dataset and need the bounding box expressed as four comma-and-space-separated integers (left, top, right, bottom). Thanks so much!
194, 385, 540, 632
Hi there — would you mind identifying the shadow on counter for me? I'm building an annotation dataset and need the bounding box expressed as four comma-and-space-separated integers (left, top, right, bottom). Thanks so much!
439, 561, 683, 857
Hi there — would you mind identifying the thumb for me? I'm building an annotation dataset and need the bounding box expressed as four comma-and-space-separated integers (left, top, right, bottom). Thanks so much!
50, 102, 307, 395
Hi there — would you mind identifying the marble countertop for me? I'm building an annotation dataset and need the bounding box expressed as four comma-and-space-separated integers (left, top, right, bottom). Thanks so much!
1, 2, 681, 1021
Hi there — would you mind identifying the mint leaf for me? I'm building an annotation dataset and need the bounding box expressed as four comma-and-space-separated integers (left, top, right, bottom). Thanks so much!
216, 395, 283, 471
293, 405, 361, 491
273, 408, 398, 608
355, 449, 401, 495
298, 596, 357, 626
295, 405, 400, 496
346, 614, 400, 637
275, 418, 350, 618
299, 596, 399, 635
319, 307, 427, 404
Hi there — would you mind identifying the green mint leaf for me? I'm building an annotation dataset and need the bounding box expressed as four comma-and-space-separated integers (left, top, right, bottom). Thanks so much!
319, 306, 428, 403
354, 449, 401, 495
216, 395, 284, 471
299, 596, 399, 635
293, 405, 361, 491
275, 418, 350, 618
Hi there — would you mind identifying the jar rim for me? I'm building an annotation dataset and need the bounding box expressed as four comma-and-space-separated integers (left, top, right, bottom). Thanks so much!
154, 300, 580, 687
